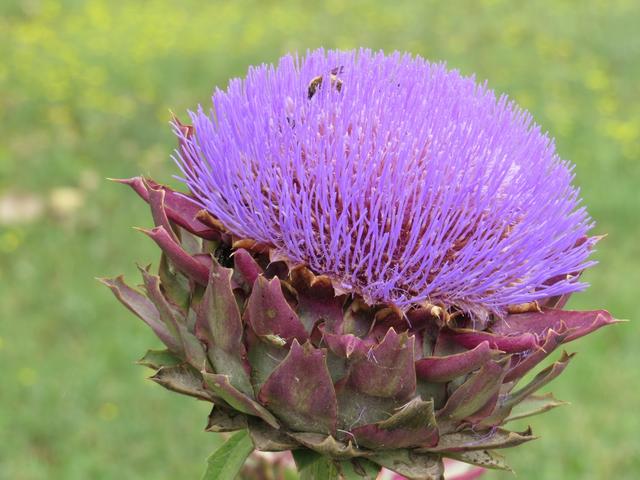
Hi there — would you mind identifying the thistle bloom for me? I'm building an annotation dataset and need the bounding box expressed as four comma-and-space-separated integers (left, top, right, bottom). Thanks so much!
104, 49, 617, 480
175, 48, 594, 315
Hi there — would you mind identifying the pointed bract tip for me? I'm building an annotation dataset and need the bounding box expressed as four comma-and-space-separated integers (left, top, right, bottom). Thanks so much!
610, 317, 629, 324
106, 177, 129, 183
132, 225, 161, 236
106, 176, 144, 186
559, 350, 576, 361
96, 275, 125, 288
135, 262, 153, 274
95, 276, 113, 286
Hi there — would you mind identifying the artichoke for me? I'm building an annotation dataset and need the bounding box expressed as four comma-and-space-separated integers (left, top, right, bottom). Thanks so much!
102, 50, 618, 479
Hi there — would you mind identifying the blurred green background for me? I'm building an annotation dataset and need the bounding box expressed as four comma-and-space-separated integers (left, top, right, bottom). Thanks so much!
1, 0, 638, 479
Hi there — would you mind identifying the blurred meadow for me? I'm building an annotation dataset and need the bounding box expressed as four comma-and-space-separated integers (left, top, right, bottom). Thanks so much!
1, 0, 638, 478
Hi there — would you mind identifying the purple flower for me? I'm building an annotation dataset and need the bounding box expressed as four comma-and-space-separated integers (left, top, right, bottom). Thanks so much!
174, 48, 595, 315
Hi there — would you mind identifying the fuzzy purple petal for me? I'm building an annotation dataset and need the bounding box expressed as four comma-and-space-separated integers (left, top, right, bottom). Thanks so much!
174, 49, 595, 314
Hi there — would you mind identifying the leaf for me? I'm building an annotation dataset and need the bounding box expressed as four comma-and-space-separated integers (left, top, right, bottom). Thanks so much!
137, 349, 182, 370
201, 429, 254, 480
258, 340, 338, 435
479, 351, 574, 427
446, 450, 512, 472
151, 364, 212, 401
335, 385, 399, 430
139, 225, 210, 285
437, 358, 509, 423
505, 392, 568, 423
147, 182, 179, 242
420, 427, 536, 453
351, 398, 439, 449
202, 372, 279, 428
292, 448, 322, 471
247, 417, 299, 451
494, 308, 620, 344
98, 275, 176, 351
443, 327, 537, 353
348, 328, 416, 400
232, 248, 263, 290
289, 266, 345, 333
140, 267, 207, 368
114, 176, 219, 239
205, 405, 248, 433
415, 341, 502, 382
503, 328, 566, 383
246, 331, 288, 393
158, 253, 191, 310
292, 449, 341, 480
370, 450, 444, 480
243, 275, 309, 344
288, 432, 370, 459
339, 458, 381, 479
197, 258, 254, 396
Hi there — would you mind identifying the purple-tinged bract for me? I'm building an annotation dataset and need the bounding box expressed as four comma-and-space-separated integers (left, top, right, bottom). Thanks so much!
175, 48, 594, 315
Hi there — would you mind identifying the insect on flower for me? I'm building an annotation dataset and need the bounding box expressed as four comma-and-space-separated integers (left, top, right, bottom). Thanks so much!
307, 66, 344, 99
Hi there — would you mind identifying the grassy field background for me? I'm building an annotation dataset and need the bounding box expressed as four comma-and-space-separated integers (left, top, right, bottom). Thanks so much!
1, 1, 638, 479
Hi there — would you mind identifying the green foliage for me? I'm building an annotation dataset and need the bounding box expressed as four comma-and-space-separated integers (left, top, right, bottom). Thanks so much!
0, 1, 638, 479
201, 430, 254, 480
339, 458, 381, 480
292, 450, 341, 480
137, 348, 183, 370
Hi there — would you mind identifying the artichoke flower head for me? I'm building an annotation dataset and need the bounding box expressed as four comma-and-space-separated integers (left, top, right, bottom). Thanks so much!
176, 48, 595, 319
103, 49, 618, 480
